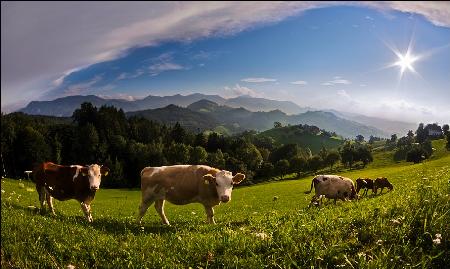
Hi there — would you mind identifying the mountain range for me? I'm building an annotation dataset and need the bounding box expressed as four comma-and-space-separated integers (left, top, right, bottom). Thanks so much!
20, 93, 308, 117
126, 99, 389, 138
18, 93, 416, 138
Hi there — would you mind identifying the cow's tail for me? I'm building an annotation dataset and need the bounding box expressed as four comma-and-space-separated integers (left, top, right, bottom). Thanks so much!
304, 177, 316, 194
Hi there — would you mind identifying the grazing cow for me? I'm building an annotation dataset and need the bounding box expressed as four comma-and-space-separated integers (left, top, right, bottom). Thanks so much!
356, 178, 374, 196
374, 177, 393, 194
32, 162, 109, 222
138, 165, 245, 225
305, 175, 357, 207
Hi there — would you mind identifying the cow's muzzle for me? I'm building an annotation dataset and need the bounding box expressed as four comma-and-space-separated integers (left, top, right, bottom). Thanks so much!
220, 196, 230, 203
90, 186, 99, 191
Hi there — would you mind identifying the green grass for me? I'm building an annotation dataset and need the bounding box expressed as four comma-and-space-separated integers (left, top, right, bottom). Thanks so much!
2, 141, 450, 268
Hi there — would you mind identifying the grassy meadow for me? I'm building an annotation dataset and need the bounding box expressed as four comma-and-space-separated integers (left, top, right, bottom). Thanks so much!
1, 140, 449, 268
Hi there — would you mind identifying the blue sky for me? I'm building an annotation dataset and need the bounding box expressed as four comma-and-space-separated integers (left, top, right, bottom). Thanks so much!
2, 2, 450, 123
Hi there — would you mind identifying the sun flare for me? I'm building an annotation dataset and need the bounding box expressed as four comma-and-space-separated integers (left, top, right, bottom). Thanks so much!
394, 52, 417, 74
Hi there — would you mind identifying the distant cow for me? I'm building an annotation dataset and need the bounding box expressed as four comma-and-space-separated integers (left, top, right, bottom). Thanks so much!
305, 175, 357, 207
32, 162, 110, 222
356, 178, 374, 196
138, 165, 245, 225
374, 177, 393, 194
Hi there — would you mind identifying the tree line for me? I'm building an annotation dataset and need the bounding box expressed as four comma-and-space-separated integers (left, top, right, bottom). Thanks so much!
1, 102, 374, 187
385, 123, 449, 163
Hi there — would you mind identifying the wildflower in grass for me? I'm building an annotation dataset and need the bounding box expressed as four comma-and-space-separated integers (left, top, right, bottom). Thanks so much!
67, 264, 75, 269
205, 251, 214, 262
376, 239, 383, 246
433, 234, 442, 245
18, 183, 25, 188
254, 232, 269, 240
1, 189, 4, 193
191, 211, 196, 215
26, 188, 34, 192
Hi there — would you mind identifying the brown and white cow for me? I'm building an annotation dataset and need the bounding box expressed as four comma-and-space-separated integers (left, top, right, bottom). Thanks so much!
373, 177, 393, 194
32, 162, 109, 222
356, 178, 374, 196
305, 175, 357, 207
137, 165, 245, 225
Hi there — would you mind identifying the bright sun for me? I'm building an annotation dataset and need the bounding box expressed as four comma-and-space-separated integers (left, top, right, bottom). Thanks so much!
394, 52, 418, 74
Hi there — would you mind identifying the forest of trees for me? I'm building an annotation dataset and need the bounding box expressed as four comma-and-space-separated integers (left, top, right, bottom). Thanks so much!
1, 102, 374, 188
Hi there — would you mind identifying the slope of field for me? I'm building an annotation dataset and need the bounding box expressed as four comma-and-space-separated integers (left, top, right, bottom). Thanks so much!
2, 141, 449, 268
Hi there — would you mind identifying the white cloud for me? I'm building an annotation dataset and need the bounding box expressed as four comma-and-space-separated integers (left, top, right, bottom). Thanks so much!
365, 15, 375, 21
360, 84, 366, 87
117, 69, 146, 80
99, 93, 140, 101
361, 1, 450, 27
224, 84, 259, 98
63, 75, 104, 96
290, 80, 308, 85
149, 62, 185, 75
321, 77, 352, 86
322, 90, 450, 123
337, 89, 351, 99
241, 77, 277, 83
331, 79, 351, 84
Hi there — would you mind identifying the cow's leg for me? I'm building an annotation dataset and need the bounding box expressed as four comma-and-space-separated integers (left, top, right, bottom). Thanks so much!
137, 197, 155, 225
154, 199, 170, 225
204, 205, 215, 224
308, 195, 317, 208
44, 189, 55, 215
36, 185, 46, 212
379, 188, 384, 194
81, 202, 93, 222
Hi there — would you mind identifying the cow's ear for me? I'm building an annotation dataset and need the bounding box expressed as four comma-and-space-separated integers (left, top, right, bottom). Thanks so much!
101, 166, 110, 176
203, 174, 216, 185
232, 173, 245, 185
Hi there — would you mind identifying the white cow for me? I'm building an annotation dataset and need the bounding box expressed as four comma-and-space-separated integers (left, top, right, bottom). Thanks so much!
137, 165, 245, 225
305, 175, 357, 207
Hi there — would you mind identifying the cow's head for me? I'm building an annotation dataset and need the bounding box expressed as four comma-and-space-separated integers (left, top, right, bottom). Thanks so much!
82, 164, 110, 191
385, 178, 394, 190
203, 170, 245, 203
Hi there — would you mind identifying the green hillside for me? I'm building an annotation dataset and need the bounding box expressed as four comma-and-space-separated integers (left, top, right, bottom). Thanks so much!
2, 140, 449, 268
258, 124, 344, 153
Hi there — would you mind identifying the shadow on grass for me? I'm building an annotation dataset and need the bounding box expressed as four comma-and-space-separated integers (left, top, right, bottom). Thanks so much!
2, 201, 180, 235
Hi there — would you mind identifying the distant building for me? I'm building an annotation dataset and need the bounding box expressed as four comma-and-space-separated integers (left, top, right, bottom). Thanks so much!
428, 129, 442, 137
425, 123, 443, 138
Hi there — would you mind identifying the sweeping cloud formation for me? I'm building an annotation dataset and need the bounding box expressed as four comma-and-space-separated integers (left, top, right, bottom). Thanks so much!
1, 1, 450, 119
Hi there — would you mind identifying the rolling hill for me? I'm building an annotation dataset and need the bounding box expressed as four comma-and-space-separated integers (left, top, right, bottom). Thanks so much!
126, 104, 219, 131
186, 100, 389, 138
258, 125, 344, 153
